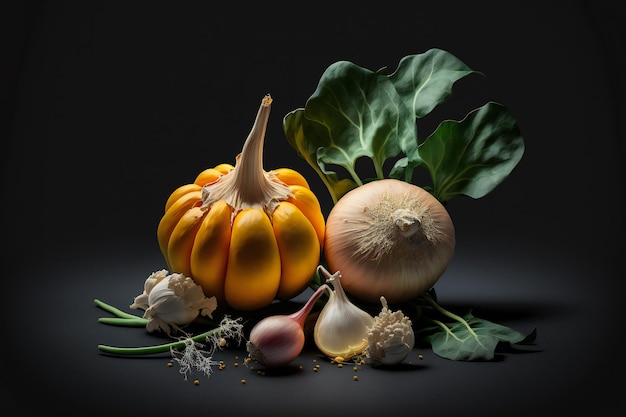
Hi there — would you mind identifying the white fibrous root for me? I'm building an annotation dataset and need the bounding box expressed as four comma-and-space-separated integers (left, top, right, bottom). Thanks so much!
171, 316, 244, 380
130, 269, 218, 336
364, 296, 415, 366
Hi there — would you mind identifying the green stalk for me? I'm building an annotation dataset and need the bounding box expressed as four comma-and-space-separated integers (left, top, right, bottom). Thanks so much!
98, 317, 149, 327
94, 298, 148, 327
420, 292, 479, 339
98, 328, 222, 355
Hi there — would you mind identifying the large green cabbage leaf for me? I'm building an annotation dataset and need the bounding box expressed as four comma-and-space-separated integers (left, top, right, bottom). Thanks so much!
283, 48, 524, 204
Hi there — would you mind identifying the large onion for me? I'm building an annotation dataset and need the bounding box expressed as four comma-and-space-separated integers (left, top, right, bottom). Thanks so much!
323, 179, 455, 304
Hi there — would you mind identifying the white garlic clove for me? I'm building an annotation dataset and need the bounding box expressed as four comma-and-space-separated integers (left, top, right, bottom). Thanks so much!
129, 269, 169, 310
313, 266, 374, 359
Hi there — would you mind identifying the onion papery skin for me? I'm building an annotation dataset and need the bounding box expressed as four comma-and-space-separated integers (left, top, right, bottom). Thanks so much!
323, 179, 455, 304
247, 316, 305, 368
246, 283, 330, 368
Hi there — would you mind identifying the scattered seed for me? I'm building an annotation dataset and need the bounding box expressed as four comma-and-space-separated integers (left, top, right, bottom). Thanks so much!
194, 379, 200, 385
167, 362, 173, 368
418, 354, 424, 360
241, 379, 247, 384
353, 375, 359, 381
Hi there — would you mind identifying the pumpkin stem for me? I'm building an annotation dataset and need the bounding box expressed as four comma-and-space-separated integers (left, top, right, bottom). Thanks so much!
201, 94, 292, 217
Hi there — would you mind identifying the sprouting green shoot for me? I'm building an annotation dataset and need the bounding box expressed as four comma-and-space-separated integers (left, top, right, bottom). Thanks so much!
97, 328, 223, 355
94, 298, 148, 327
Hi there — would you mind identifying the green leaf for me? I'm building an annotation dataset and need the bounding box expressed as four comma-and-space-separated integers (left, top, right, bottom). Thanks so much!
425, 311, 536, 361
428, 323, 499, 361
283, 109, 360, 203
387, 49, 479, 182
284, 60, 416, 202
388, 48, 479, 119
306, 61, 416, 194
283, 49, 524, 204
418, 102, 525, 203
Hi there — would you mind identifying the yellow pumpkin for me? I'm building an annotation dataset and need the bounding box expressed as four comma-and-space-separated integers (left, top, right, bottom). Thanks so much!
157, 95, 325, 311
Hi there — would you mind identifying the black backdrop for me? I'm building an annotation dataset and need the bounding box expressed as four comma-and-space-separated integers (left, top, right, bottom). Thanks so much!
4, 2, 625, 416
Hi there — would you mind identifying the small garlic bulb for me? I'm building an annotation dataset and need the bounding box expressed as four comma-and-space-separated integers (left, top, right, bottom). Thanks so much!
364, 296, 415, 366
313, 266, 375, 360
130, 269, 217, 336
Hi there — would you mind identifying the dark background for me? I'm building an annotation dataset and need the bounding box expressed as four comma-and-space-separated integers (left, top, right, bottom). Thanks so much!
3, 2, 625, 416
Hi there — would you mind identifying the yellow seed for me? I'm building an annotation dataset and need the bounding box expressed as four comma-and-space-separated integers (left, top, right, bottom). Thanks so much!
337, 363, 343, 368
234, 362, 239, 367
418, 354, 424, 360
167, 362, 173, 367
241, 379, 247, 384
353, 366, 358, 371
219, 338, 227, 347
334, 356, 345, 363
194, 379, 200, 385
353, 375, 359, 381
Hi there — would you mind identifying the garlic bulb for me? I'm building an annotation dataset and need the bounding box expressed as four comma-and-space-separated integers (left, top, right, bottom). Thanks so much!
364, 296, 415, 366
130, 269, 217, 336
324, 178, 455, 304
313, 266, 375, 360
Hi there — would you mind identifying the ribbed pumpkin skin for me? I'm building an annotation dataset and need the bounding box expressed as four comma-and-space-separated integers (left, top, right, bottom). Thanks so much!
157, 164, 325, 311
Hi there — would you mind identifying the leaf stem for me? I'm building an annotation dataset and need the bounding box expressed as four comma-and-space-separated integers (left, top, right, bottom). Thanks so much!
424, 317, 462, 342
98, 328, 222, 355
420, 292, 479, 339
346, 165, 364, 187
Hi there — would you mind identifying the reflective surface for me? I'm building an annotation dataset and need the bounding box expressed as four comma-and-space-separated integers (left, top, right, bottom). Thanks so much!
4, 2, 624, 416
